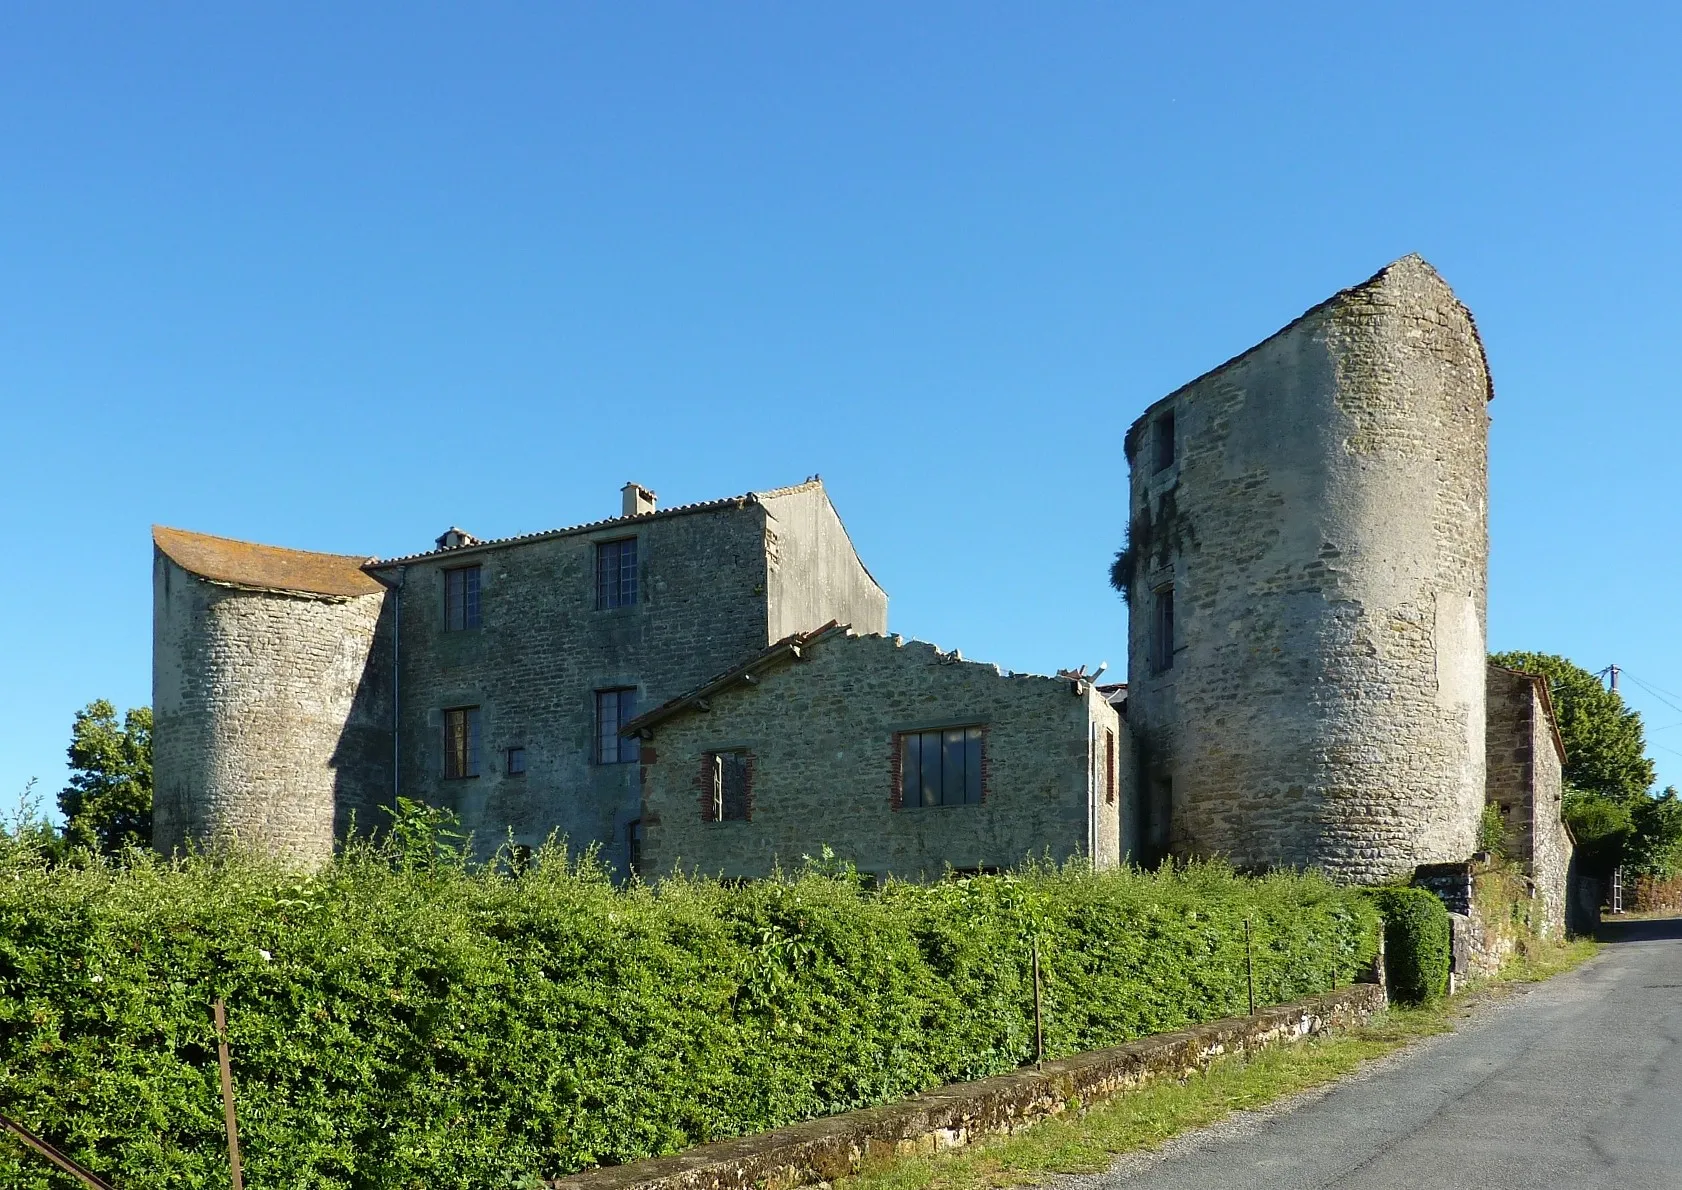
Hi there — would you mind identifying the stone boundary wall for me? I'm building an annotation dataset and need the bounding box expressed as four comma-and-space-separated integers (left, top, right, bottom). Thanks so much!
549, 983, 1386, 1190
1630, 874, 1682, 914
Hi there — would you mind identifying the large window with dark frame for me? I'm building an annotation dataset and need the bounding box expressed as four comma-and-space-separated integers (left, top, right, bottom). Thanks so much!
595, 538, 638, 609
899, 726, 983, 808
444, 565, 482, 631
595, 688, 640, 764
442, 706, 481, 778
707, 751, 751, 821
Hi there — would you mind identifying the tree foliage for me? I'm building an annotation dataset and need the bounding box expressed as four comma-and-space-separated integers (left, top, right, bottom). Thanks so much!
1488, 651, 1654, 799
58, 700, 153, 856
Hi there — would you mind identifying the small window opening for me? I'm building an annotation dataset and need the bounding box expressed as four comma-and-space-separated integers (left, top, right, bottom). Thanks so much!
708, 752, 751, 821
1153, 410, 1176, 473
506, 746, 526, 776
443, 706, 481, 778
596, 538, 639, 609
1151, 586, 1175, 673
1105, 729, 1117, 805
444, 565, 482, 631
627, 819, 643, 874
596, 689, 640, 764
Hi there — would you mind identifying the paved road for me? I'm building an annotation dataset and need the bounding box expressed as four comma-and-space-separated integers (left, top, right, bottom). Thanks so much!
1080, 917, 1682, 1190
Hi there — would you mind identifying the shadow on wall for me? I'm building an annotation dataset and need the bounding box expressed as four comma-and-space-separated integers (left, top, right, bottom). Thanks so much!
330, 608, 396, 845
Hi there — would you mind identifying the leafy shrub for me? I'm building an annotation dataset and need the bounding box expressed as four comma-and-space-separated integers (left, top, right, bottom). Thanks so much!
1364, 887, 1451, 1003
0, 843, 1379, 1190
1476, 803, 1507, 856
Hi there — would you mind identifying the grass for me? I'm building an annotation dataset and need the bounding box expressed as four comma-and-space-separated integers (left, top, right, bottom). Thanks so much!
838, 938, 1599, 1190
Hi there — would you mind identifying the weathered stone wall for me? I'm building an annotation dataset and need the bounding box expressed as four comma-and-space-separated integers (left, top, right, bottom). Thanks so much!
382, 504, 775, 871
152, 553, 391, 865
1485, 665, 1571, 937
639, 632, 1123, 881
1122, 256, 1489, 883
760, 482, 888, 641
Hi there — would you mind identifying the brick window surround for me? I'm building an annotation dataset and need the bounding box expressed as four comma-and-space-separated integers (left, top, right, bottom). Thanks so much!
700, 751, 753, 822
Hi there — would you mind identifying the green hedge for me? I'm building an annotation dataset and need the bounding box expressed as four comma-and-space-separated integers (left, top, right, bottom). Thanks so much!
1365, 887, 1452, 1003
0, 846, 1380, 1190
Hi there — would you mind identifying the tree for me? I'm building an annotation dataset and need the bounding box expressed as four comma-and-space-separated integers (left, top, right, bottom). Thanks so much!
59, 700, 153, 855
1488, 652, 1655, 800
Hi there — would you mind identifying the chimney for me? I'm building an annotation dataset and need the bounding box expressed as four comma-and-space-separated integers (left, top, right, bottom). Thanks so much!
435, 527, 479, 550
621, 482, 657, 518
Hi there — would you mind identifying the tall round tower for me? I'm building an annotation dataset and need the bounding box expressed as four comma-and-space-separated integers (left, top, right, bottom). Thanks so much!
1121, 256, 1490, 883
152, 527, 391, 866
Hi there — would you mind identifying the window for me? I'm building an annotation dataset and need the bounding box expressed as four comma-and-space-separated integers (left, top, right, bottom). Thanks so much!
1105, 729, 1116, 805
627, 819, 643, 873
596, 538, 638, 609
444, 565, 481, 630
900, 726, 983, 808
506, 746, 526, 776
707, 751, 751, 821
1153, 409, 1176, 473
443, 707, 481, 778
596, 688, 640, 764
1151, 586, 1175, 673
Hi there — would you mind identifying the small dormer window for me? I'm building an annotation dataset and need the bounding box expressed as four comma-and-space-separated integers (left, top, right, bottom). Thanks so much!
445, 565, 481, 631
1154, 409, 1176, 473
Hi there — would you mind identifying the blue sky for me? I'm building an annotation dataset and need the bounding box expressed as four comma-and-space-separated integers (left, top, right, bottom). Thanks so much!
3, 2, 1680, 809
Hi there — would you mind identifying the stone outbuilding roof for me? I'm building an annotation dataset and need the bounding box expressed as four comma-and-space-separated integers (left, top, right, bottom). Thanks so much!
152, 525, 384, 598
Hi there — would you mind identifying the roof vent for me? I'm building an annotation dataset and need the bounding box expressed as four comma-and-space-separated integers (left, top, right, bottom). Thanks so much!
622, 482, 657, 518
435, 527, 479, 551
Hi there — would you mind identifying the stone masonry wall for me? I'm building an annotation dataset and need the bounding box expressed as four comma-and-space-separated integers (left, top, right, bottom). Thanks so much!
639, 632, 1123, 881
1123, 256, 1489, 883
760, 482, 888, 642
152, 553, 391, 866
383, 504, 775, 871
1485, 666, 1570, 937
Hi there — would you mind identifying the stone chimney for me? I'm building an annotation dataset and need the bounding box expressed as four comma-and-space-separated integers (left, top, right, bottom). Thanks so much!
435, 527, 479, 550
621, 482, 657, 518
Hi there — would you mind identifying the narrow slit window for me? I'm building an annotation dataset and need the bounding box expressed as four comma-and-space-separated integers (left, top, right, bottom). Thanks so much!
1105, 729, 1116, 805
1154, 409, 1176, 473
1152, 586, 1175, 673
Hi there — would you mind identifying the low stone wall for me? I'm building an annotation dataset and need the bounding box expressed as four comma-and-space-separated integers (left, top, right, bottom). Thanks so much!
550, 983, 1386, 1190
1630, 874, 1682, 914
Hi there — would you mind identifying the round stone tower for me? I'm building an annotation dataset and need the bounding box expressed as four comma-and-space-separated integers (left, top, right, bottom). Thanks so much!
1121, 256, 1490, 883
152, 526, 391, 866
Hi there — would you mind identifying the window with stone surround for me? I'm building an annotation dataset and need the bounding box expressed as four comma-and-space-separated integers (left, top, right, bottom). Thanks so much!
505, 746, 526, 776
444, 565, 482, 630
899, 726, 983, 808
595, 538, 638, 609
1150, 585, 1175, 673
595, 688, 640, 764
705, 751, 752, 821
442, 707, 481, 778
1153, 409, 1176, 473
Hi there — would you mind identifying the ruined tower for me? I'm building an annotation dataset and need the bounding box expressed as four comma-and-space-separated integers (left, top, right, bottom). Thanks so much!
152, 527, 392, 866
1121, 256, 1491, 883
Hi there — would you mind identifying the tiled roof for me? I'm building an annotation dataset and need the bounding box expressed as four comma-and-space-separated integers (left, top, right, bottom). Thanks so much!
365, 478, 825, 568
153, 526, 384, 598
